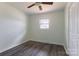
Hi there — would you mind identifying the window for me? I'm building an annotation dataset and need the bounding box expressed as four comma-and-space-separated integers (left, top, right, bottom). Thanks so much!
39, 19, 49, 29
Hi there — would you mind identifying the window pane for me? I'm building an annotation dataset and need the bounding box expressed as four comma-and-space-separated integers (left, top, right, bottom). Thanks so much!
39, 19, 49, 29
40, 19, 49, 24
40, 24, 49, 29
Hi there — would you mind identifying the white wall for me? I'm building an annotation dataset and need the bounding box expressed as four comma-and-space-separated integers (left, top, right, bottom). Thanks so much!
0, 3, 28, 53
28, 9, 66, 47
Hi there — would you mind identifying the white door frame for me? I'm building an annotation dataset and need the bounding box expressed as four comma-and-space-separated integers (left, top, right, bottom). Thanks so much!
65, 2, 79, 56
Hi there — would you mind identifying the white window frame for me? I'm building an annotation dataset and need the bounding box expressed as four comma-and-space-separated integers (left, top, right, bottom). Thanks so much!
39, 19, 49, 29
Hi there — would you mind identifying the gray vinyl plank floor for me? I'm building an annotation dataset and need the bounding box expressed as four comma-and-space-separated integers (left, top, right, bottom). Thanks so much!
0, 41, 68, 56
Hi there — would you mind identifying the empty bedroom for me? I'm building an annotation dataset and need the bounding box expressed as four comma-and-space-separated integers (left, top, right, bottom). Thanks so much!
0, 2, 79, 56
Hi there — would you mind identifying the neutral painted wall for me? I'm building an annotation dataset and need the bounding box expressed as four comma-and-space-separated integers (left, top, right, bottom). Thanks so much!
28, 9, 66, 47
0, 3, 28, 53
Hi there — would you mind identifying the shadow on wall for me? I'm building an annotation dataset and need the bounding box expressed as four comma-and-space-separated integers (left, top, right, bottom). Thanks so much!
0, 3, 28, 53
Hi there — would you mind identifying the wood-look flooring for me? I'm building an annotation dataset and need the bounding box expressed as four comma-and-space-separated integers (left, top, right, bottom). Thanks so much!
0, 41, 68, 56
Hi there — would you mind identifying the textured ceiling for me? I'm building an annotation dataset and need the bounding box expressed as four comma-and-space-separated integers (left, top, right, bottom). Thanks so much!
6, 2, 67, 14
